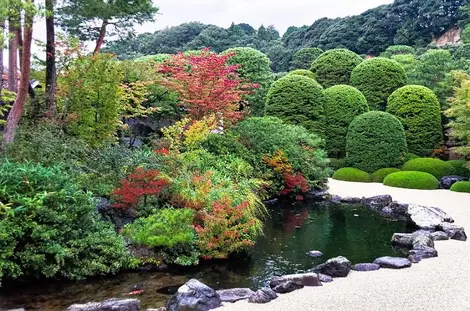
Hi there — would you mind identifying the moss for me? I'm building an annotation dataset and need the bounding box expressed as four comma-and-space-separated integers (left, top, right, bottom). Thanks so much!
447, 160, 470, 177
450, 181, 470, 193
402, 158, 456, 180
383, 171, 439, 190
332, 167, 371, 183
371, 168, 402, 183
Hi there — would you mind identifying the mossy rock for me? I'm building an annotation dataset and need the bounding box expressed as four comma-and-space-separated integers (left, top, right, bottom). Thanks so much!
383, 171, 439, 190
371, 168, 401, 183
332, 167, 371, 183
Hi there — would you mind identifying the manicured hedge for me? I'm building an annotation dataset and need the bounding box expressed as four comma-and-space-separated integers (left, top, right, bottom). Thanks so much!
387, 85, 442, 156
324, 85, 369, 158
447, 160, 470, 177
371, 168, 401, 183
346, 111, 407, 173
310, 49, 363, 88
332, 167, 371, 183
287, 69, 317, 80
291, 47, 323, 70
450, 181, 470, 193
383, 171, 439, 190
405, 153, 420, 162
350, 57, 407, 111
402, 158, 456, 179
265, 74, 325, 135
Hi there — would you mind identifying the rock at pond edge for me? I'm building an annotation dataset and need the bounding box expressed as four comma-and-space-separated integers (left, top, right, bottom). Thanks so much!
307, 250, 323, 257
352, 263, 380, 271
66, 298, 140, 311
270, 272, 322, 288
216, 288, 255, 303
166, 279, 222, 311
373, 256, 412, 269
273, 281, 304, 294
249, 288, 278, 304
311, 256, 351, 277
318, 274, 334, 283
438, 223, 467, 241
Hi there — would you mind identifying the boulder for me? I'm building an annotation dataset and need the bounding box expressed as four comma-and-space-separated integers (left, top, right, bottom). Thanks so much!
407, 254, 422, 264
406, 204, 454, 230
147, 309, 166, 311
318, 274, 333, 283
331, 195, 342, 203
340, 197, 362, 203
412, 232, 435, 248
409, 245, 438, 260
166, 279, 222, 311
216, 288, 255, 303
352, 263, 380, 272
439, 176, 469, 190
362, 195, 393, 212
391, 233, 415, 248
431, 231, 449, 241
438, 223, 467, 241
66, 299, 140, 311
248, 288, 278, 304
269, 273, 322, 288
307, 189, 329, 200
311, 256, 351, 277
272, 281, 304, 294
387, 202, 408, 219
307, 250, 323, 257
373, 257, 412, 269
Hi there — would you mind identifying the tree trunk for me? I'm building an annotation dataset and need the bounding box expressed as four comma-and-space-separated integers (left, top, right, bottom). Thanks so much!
45, 0, 57, 116
17, 26, 23, 68
0, 20, 4, 74
3, 0, 34, 145
8, 17, 19, 94
93, 20, 108, 54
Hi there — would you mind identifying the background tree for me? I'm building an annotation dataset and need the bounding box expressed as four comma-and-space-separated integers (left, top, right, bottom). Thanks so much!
291, 47, 323, 70
45, 0, 57, 115
311, 49, 363, 88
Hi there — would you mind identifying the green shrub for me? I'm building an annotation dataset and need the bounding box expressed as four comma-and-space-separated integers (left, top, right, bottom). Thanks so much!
383, 171, 439, 190
310, 48, 363, 88
265, 75, 325, 135
450, 181, 470, 193
402, 158, 456, 179
447, 160, 470, 177
0, 161, 132, 285
291, 47, 323, 70
124, 208, 199, 266
324, 85, 369, 158
346, 111, 407, 173
405, 153, 420, 162
329, 158, 346, 171
371, 168, 401, 183
223, 47, 274, 116
350, 57, 407, 111
332, 167, 371, 182
380, 45, 415, 58
287, 69, 317, 80
387, 85, 442, 156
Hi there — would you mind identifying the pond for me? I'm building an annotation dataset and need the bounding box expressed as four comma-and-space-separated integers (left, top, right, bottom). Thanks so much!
0, 201, 414, 310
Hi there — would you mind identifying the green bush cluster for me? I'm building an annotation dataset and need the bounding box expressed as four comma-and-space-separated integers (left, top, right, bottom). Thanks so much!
405, 153, 420, 162
265, 75, 325, 135
402, 158, 456, 179
383, 171, 439, 190
387, 85, 442, 156
380, 45, 415, 58
447, 160, 470, 177
346, 111, 407, 173
310, 49, 363, 88
332, 167, 371, 182
291, 47, 323, 70
371, 168, 401, 183
324, 85, 369, 158
450, 181, 470, 193
287, 69, 317, 80
350, 57, 407, 111
329, 158, 346, 171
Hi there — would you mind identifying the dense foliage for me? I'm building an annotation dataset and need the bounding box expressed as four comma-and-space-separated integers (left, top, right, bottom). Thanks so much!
324, 85, 369, 158
350, 57, 407, 111
346, 111, 407, 173
310, 49, 363, 88
380, 45, 415, 58
447, 160, 470, 177
387, 85, 442, 156
287, 69, 317, 80
370, 168, 402, 183
450, 181, 470, 193
291, 48, 323, 70
332, 167, 371, 183
383, 171, 439, 190
265, 75, 325, 135
402, 158, 456, 179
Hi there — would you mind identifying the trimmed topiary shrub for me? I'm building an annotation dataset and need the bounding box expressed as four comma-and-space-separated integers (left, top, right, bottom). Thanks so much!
402, 158, 456, 179
291, 47, 323, 70
387, 85, 442, 156
324, 85, 369, 158
223, 47, 275, 116
265, 74, 325, 135
287, 69, 317, 80
346, 111, 407, 173
350, 57, 407, 111
310, 49, 363, 88
447, 160, 470, 177
383, 171, 439, 190
380, 45, 415, 58
371, 168, 402, 183
332, 167, 371, 183
405, 153, 420, 162
450, 181, 470, 193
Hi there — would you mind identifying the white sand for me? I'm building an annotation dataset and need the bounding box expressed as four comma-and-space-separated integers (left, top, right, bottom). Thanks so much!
217, 179, 470, 311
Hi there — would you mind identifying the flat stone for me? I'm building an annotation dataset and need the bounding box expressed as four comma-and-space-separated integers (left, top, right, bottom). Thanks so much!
406, 204, 454, 230
438, 223, 467, 241
373, 256, 412, 269
66, 299, 140, 311
270, 273, 322, 288
340, 196, 362, 203
272, 281, 304, 294
248, 288, 278, 304
439, 176, 469, 189
216, 288, 254, 303
352, 263, 381, 271
412, 232, 435, 248
7, 309, 26, 311
331, 195, 342, 203
407, 254, 422, 263
431, 231, 449, 241
311, 256, 351, 277
166, 279, 221, 311
362, 195, 393, 211
307, 250, 323, 257
318, 274, 333, 283
409, 245, 438, 260
391, 233, 415, 248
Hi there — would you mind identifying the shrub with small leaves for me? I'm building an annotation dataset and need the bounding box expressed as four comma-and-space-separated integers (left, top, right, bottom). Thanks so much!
287, 69, 317, 80
332, 167, 371, 183
383, 171, 439, 190
371, 168, 401, 183
291, 47, 323, 70
447, 160, 470, 177
402, 158, 456, 179
450, 181, 470, 193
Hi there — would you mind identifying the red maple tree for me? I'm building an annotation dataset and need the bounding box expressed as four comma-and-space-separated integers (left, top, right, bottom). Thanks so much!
156, 48, 259, 124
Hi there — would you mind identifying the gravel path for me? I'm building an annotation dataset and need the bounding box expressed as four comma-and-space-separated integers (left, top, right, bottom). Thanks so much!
217, 179, 470, 311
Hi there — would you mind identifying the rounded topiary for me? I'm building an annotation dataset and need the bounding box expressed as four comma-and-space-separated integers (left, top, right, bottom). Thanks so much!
287, 69, 317, 80
310, 49, 363, 88
265, 74, 325, 135
387, 85, 442, 156
291, 47, 323, 70
350, 57, 407, 111
332, 167, 371, 183
402, 158, 456, 179
324, 85, 369, 158
223, 47, 274, 116
405, 153, 420, 162
346, 111, 407, 173
447, 160, 470, 177
450, 181, 470, 193
371, 168, 402, 183
383, 171, 439, 190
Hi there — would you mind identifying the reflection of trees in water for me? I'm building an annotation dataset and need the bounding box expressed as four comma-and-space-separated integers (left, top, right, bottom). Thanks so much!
282, 207, 309, 233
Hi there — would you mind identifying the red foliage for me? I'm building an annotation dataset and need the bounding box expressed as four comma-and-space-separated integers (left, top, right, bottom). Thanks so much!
155, 147, 170, 155
157, 48, 259, 124
280, 172, 309, 198
112, 168, 169, 209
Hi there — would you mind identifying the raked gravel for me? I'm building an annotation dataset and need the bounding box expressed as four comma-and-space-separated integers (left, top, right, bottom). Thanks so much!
216, 179, 470, 311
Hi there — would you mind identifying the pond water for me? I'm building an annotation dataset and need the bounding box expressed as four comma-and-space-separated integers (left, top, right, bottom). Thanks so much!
0, 201, 414, 310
